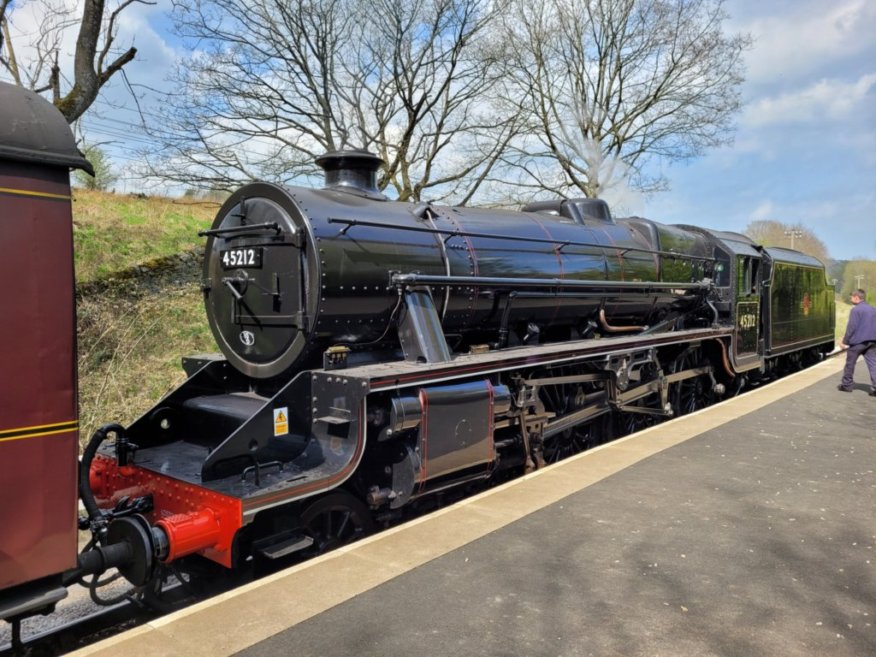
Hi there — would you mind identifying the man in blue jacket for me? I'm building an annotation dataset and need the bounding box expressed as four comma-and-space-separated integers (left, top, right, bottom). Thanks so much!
838, 288, 876, 395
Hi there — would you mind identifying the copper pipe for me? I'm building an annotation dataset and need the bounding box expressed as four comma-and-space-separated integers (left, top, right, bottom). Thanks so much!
598, 309, 646, 333
716, 337, 736, 377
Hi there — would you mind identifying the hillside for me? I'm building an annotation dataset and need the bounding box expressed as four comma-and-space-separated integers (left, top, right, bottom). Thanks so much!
74, 190, 220, 443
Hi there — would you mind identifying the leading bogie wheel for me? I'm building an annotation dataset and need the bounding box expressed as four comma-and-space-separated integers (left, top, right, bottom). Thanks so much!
300, 491, 374, 554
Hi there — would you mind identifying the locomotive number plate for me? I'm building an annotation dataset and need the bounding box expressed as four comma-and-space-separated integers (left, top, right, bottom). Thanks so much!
221, 247, 263, 269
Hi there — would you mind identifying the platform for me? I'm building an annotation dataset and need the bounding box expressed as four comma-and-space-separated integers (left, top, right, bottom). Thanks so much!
72, 357, 875, 657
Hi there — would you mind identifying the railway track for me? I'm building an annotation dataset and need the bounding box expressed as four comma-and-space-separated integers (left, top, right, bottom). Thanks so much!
1, 597, 157, 657
0, 575, 222, 657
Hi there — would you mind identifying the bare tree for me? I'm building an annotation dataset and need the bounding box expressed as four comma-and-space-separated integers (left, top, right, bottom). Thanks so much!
145, 0, 517, 201
744, 219, 830, 264
0, 0, 152, 123
493, 0, 751, 199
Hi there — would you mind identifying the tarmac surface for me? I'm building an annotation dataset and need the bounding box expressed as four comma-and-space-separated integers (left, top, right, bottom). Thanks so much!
73, 357, 875, 657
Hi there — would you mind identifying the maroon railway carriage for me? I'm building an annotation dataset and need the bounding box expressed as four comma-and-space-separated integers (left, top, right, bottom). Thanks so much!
0, 81, 93, 620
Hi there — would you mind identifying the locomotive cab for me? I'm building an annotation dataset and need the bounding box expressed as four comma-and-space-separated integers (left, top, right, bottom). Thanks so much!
731, 248, 763, 368
674, 227, 766, 372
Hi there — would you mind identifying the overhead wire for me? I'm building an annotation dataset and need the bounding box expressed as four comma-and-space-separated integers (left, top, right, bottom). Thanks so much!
78, 114, 286, 164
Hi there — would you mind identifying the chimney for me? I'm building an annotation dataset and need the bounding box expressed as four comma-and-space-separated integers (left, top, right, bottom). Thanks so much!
315, 149, 386, 200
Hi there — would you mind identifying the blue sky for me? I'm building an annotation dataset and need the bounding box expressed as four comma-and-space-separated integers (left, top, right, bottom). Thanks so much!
6, 0, 873, 260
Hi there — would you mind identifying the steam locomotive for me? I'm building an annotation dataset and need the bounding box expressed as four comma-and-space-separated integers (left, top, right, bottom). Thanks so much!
0, 81, 835, 634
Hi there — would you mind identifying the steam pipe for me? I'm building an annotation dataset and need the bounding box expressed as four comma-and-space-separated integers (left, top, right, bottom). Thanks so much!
598, 309, 646, 333
391, 272, 711, 292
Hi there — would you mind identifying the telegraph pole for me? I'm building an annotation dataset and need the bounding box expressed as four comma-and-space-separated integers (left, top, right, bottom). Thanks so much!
854, 274, 865, 289
784, 228, 803, 250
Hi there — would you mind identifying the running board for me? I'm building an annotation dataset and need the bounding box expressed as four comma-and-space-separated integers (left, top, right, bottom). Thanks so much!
256, 534, 315, 560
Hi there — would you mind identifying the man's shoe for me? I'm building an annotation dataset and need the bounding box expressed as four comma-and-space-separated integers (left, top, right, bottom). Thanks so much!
837, 385, 853, 392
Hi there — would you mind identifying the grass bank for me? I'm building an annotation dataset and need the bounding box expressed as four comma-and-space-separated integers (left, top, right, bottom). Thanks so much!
73, 189, 218, 282
75, 191, 219, 443
835, 296, 852, 342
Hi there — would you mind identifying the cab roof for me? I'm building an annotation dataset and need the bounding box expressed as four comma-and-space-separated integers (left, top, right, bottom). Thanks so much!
0, 81, 93, 174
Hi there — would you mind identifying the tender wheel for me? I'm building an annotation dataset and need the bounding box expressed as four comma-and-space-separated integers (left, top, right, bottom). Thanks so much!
300, 491, 374, 554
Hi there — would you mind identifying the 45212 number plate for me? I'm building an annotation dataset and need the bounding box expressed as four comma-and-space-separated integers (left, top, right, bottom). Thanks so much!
221, 247, 263, 269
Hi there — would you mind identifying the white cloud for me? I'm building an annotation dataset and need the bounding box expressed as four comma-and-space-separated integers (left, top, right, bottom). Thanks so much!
729, 194, 875, 261
743, 72, 876, 127
117, 3, 180, 83
750, 200, 775, 221
2, 0, 81, 89
735, 0, 876, 86
1, 1, 177, 96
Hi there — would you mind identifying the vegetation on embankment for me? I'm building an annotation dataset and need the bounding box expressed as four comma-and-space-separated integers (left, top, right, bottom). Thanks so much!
835, 297, 852, 343
73, 189, 217, 281
74, 190, 220, 444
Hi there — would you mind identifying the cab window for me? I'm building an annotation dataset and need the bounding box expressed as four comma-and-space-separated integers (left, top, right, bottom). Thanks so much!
713, 250, 730, 287
736, 256, 760, 297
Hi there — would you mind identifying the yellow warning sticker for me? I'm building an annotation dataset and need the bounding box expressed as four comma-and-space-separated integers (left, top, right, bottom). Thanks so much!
273, 407, 289, 436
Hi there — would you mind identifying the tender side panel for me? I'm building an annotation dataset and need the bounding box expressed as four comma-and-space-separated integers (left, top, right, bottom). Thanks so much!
0, 162, 79, 589
768, 262, 835, 354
